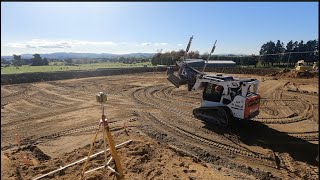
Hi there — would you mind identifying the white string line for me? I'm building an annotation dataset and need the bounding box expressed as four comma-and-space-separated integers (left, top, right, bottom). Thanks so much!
210, 50, 318, 58
256, 51, 318, 57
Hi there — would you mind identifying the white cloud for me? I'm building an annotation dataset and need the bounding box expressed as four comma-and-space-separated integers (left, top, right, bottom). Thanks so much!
72, 40, 117, 46
2, 39, 173, 55
141, 42, 151, 46
6, 39, 117, 49
136, 42, 168, 47
177, 44, 183, 46
6, 43, 26, 48
154, 42, 168, 46
5, 39, 170, 49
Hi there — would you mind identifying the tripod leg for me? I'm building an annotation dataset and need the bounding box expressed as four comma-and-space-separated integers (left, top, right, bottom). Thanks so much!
80, 125, 101, 179
113, 159, 121, 180
102, 121, 109, 166
103, 125, 125, 180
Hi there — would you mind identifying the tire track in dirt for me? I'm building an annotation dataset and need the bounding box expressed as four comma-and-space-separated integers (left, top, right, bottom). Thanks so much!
161, 82, 313, 125
147, 85, 273, 153
1, 119, 129, 151
31, 84, 86, 103
1, 91, 126, 141
1, 87, 12, 97
286, 132, 318, 141
131, 85, 318, 144
153, 85, 198, 108
275, 152, 318, 180
1, 85, 29, 99
163, 86, 201, 104
258, 80, 284, 98
147, 113, 272, 160
129, 85, 276, 164
147, 86, 248, 149
45, 82, 94, 101
1, 81, 99, 130
134, 84, 319, 143
253, 98, 314, 124
272, 90, 295, 117
253, 88, 314, 124
1, 87, 29, 106
128, 83, 317, 179
1, 103, 96, 127
259, 100, 280, 117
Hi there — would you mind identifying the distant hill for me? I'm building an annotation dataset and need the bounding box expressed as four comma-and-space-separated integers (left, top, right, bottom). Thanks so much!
1, 52, 155, 60
1, 52, 252, 60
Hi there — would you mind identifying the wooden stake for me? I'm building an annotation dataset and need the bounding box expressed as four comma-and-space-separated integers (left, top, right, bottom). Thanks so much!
15, 133, 20, 149
123, 122, 129, 136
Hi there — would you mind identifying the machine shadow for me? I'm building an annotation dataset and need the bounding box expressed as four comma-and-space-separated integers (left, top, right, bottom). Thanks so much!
201, 118, 318, 166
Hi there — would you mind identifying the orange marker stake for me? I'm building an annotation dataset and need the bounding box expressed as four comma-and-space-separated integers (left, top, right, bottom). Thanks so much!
22, 154, 30, 166
15, 134, 21, 149
123, 122, 129, 136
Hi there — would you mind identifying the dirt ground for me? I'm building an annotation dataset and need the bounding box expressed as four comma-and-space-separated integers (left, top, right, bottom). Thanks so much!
1, 71, 319, 180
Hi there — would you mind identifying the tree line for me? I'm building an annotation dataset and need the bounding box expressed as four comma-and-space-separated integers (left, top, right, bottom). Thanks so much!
259, 40, 318, 66
151, 50, 200, 66
6, 54, 151, 67
151, 39, 318, 67
12, 54, 49, 66
5, 39, 318, 67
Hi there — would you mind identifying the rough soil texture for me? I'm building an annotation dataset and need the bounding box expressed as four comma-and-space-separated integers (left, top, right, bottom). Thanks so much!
270, 68, 319, 79
1, 67, 279, 85
1, 71, 319, 180
1, 67, 167, 85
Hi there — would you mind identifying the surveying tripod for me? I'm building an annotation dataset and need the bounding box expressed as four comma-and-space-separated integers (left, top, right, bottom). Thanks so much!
80, 92, 125, 180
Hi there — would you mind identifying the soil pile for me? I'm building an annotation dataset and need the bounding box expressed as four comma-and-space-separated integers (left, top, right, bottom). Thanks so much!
272, 69, 318, 78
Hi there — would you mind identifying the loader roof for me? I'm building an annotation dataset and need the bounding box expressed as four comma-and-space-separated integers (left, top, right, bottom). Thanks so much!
203, 75, 234, 81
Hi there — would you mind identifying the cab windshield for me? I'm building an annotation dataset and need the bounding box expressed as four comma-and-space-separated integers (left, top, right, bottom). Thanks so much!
203, 83, 223, 102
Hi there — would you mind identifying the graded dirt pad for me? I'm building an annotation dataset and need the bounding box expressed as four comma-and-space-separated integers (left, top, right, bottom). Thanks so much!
0, 67, 167, 85
1, 67, 279, 85
1, 72, 319, 180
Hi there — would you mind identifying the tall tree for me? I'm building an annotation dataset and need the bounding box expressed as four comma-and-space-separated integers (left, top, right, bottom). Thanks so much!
304, 39, 319, 64
286, 40, 294, 52
259, 41, 276, 66
274, 40, 285, 64
43, 58, 49, 65
200, 52, 209, 60
31, 54, 43, 66
291, 41, 300, 63
64, 58, 73, 64
275, 40, 285, 53
187, 51, 200, 59
12, 54, 22, 66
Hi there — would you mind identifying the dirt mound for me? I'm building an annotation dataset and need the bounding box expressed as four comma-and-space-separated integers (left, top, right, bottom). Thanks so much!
30, 146, 51, 161
295, 71, 317, 78
285, 82, 299, 92
272, 69, 318, 78
205, 67, 279, 76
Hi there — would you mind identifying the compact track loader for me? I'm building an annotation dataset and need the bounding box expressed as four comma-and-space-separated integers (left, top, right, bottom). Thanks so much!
167, 36, 261, 126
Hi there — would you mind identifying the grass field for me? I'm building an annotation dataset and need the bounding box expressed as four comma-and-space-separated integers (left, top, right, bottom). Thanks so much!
1, 62, 152, 74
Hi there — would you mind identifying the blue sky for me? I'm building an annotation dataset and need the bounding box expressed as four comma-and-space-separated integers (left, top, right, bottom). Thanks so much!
1, 2, 318, 55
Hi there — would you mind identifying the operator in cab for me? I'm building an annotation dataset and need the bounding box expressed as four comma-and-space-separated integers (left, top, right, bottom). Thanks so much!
203, 84, 223, 102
